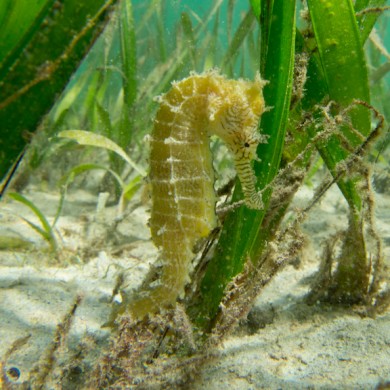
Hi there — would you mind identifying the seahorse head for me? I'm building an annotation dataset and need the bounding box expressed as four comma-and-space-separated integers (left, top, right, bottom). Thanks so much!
208, 72, 265, 162
207, 72, 266, 209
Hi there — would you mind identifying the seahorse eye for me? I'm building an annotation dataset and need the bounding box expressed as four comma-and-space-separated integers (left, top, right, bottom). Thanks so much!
244, 142, 250, 148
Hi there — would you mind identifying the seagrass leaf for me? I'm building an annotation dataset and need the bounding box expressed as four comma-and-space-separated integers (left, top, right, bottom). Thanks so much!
0, 0, 53, 80
192, 0, 296, 330
249, 0, 261, 21
307, 0, 371, 212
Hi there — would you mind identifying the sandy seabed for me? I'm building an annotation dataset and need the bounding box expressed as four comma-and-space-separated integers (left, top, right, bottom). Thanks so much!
0, 180, 389, 389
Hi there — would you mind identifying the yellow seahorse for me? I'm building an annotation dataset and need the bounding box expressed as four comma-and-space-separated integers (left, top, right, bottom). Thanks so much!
129, 69, 266, 318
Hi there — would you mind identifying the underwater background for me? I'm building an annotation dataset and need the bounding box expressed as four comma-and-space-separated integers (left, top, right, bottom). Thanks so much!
0, 0, 390, 388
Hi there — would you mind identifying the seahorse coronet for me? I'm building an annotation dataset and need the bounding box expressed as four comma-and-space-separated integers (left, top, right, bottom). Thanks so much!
128, 69, 266, 319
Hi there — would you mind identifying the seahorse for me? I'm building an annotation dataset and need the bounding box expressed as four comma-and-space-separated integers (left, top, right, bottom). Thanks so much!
129, 69, 266, 319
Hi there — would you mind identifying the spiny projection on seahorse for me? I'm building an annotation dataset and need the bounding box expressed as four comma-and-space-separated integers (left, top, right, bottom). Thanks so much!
129, 69, 266, 318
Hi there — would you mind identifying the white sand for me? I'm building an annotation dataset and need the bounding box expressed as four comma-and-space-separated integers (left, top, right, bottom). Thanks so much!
0, 182, 389, 389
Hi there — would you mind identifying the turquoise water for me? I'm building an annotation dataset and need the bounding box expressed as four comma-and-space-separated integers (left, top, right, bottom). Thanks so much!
131, 0, 259, 78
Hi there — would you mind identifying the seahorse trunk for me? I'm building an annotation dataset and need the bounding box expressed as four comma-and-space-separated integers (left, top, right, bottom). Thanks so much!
129, 75, 218, 318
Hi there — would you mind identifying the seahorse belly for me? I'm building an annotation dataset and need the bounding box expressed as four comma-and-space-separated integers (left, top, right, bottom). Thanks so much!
150, 92, 217, 245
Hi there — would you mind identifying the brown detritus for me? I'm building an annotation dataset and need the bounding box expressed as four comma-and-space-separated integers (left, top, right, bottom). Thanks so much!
87, 307, 210, 389
355, 6, 390, 17
375, 380, 390, 390
290, 52, 309, 110
307, 166, 385, 307
55, 334, 100, 390
305, 101, 386, 307
373, 166, 390, 194
300, 100, 384, 215
172, 303, 196, 353
28, 295, 82, 388
0, 297, 87, 389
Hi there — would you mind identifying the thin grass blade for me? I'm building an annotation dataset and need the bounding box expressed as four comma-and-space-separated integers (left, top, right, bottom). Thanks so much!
181, 12, 197, 69
119, 0, 137, 109
221, 10, 255, 73
8, 192, 57, 252
58, 130, 146, 176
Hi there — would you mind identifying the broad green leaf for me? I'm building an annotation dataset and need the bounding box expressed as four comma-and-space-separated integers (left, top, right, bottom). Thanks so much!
308, 0, 370, 128
249, 0, 261, 20
0, 0, 53, 80
301, 0, 386, 111
307, 0, 371, 212
193, 0, 296, 329
96, 102, 115, 140
0, 0, 119, 183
